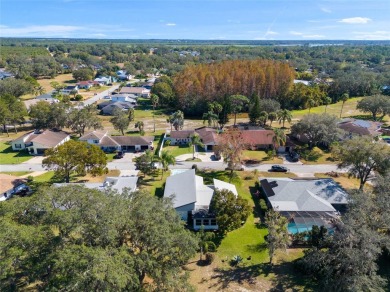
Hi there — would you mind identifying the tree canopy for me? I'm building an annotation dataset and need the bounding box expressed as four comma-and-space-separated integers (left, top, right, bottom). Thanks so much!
209, 188, 251, 235
356, 94, 390, 121
173, 59, 294, 115
0, 186, 198, 291
334, 136, 390, 189
42, 140, 108, 183
291, 113, 340, 148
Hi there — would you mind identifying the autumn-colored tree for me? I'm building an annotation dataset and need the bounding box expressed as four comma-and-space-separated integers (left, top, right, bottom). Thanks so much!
173, 60, 294, 115
216, 128, 247, 181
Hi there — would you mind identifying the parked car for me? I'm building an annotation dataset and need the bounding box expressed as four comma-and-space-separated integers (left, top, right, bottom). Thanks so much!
289, 151, 300, 162
114, 151, 124, 159
270, 165, 288, 172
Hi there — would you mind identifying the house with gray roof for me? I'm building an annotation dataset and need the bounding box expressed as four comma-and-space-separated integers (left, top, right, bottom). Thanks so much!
79, 130, 154, 152
12, 129, 70, 155
163, 169, 238, 230
260, 178, 349, 234
99, 101, 135, 115
338, 118, 382, 139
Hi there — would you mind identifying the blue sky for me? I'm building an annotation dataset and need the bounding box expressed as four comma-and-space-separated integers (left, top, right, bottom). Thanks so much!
1, 0, 389, 40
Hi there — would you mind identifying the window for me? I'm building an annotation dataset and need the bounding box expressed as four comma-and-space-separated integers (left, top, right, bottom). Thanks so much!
93, 140, 99, 144
195, 219, 202, 226
211, 219, 217, 226
14, 144, 22, 149
203, 219, 210, 226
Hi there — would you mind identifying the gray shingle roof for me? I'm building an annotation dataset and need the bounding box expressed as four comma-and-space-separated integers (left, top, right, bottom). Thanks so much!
260, 178, 348, 212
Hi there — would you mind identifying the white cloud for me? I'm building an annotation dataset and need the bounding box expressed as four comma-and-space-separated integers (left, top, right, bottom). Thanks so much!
166, 23, 176, 26
320, 7, 332, 13
339, 17, 371, 24
90, 33, 106, 38
0, 25, 82, 37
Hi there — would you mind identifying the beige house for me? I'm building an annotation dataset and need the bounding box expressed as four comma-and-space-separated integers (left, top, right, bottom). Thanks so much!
12, 130, 70, 155
119, 87, 150, 97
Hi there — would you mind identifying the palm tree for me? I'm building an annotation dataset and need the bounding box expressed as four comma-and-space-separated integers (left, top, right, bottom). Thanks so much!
160, 150, 175, 179
277, 109, 292, 128
259, 111, 268, 126
229, 95, 249, 126
188, 133, 204, 160
271, 128, 286, 148
268, 112, 277, 127
202, 111, 219, 127
323, 96, 332, 113
339, 93, 349, 118
135, 121, 144, 135
151, 94, 159, 110
33, 86, 46, 97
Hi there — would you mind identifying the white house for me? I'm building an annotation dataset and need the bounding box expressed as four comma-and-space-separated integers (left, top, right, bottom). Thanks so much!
163, 169, 238, 230
110, 94, 137, 103
79, 130, 154, 152
11, 130, 70, 155
119, 87, 150, 98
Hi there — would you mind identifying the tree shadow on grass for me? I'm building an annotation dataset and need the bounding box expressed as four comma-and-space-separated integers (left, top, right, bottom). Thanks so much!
269, 260, 317, 292
209, 263, 272, 290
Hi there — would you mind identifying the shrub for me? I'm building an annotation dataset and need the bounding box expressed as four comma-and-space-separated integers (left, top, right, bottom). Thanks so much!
259, 199, 267, 210
164, 139, 171, 146
244, 175, 254, 180
191, 164, 198, 172
205, 253, 215, 265
230, 255, 243, 266
74, 94, 83, 101
27, 175, 34, 182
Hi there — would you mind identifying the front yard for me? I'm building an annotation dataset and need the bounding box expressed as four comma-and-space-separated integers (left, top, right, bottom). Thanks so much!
163, 145, 193, 157
0, 142, 32, 164
242, 150, 283, 164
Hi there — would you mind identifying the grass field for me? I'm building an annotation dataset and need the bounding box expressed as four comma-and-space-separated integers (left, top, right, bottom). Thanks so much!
0, 142, 32, 164
37, 73, 74, 92
298, 147, 336, 165
163, 145, 193, 157
242, 150, 283, 164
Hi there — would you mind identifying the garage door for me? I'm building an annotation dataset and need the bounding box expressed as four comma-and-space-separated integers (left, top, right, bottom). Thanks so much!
141, 145, 148, 150
123, 145, 136, 152
36, 148, 46, 155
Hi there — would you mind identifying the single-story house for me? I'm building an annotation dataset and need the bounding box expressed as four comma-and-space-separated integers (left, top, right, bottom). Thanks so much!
117, 70, 132, 80
110, 94, 137, 103
60, 85, 79, 95
94, 76, 116, 85
79, 130, 154, 152
163, 169, 238, 230
139, 82, 154, 89
12, 130, 70, 155
241, 129, 275, 150
338, 118, 382, 139
77, 81, 95, 89
100, 102, 135, 115
260, 178, 349, 233
54, 176, 138, 194
0, 174, 30, 202
119, 87, 150, 98
169, 127, 218, 151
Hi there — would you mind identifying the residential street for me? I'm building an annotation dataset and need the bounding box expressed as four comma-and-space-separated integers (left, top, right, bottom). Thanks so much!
78, 84, 120, 108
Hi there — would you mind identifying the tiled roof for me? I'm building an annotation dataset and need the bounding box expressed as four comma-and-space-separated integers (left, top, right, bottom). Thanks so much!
241, 130, 275, 146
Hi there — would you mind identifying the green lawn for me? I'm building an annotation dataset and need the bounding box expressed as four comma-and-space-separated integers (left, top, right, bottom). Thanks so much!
106, 153, 116, 162
242, 150, 283, 164
138, 169, 169, 197
163, 145, 193, 157
298, 147, 336, 165
0, 142, 32, 164
0, 171, 32, 177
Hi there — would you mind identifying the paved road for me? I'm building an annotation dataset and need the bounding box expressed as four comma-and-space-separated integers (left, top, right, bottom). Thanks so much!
77, 85, 120, 108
